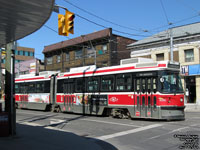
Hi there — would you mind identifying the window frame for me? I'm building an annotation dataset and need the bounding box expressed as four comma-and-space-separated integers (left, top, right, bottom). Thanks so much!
100, 75, 115, 92
184, 49, 194, 62
116, 73, 132, 92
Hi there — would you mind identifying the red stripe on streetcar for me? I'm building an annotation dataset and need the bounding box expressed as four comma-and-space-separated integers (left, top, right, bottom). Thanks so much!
63, 64, 166, 77
15, 76, 46, 82
64, 66, 135, 77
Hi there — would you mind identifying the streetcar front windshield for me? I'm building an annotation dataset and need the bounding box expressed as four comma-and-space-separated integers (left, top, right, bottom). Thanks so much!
160, 72, 183, 93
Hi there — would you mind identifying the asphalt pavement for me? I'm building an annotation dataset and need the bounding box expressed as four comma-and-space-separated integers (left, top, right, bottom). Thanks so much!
0, 123, 117, 150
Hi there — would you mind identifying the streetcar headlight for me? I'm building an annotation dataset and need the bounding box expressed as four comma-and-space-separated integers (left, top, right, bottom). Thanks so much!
180, 98, 183, 102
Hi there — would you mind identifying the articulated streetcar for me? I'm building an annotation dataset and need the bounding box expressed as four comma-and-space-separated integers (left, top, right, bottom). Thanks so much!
15, 59, 185, 120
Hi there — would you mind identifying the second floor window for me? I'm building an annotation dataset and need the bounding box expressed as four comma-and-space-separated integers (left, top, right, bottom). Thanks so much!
156, 53, 164, 61
66, 52, 70, 61
185, 49, 194, 62
87, 47, 95, 58
57, 55, 61, 63
46, 57, 52, 65
75, 50, 82, 59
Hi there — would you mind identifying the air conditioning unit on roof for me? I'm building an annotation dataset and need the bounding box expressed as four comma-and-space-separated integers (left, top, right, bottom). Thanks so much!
120, 57, 154, 65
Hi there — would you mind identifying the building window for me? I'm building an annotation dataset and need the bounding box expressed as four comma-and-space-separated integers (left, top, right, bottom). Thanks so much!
156, 53, 164, 61
31, 52, 34, 57
19, 51, 23, 55
46, 57, 53, 65
25, 51, 29, 56
15, 50, 18, 55
87, 47, 95, 58
102, 44, 108, 53
66, 52, 70, 61
75, 50, 82, 59
98, 44, 108, 55
185, 49, 194, 62
57, 55, 61, 63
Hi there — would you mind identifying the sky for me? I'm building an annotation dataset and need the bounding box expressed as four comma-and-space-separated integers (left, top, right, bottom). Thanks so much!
18, 0, 200, 60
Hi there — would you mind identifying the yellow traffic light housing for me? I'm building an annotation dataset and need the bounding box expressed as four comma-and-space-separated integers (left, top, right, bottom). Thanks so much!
65, 10, 75, 35
58, 14, 67, 36
58, 10, 75, 36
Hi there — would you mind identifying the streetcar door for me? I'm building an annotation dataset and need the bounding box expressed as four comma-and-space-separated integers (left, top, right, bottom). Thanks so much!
135, 77, 152, 118
141, 77, 155, 118
63, 79, 74, 112
140, 78, 146, 118
146, 78, 153, 118
135, 78, 141, 117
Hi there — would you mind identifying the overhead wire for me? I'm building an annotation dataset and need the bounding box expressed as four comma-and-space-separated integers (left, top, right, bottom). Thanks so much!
44, 24, 84, 48
63, 0, 146, 32
74, 13, 149, 37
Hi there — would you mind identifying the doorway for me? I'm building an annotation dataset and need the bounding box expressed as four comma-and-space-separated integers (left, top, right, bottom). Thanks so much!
186, 76, 196, 103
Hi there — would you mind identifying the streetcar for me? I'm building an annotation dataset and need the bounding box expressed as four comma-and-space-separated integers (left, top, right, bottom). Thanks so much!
15, 58, 185, 120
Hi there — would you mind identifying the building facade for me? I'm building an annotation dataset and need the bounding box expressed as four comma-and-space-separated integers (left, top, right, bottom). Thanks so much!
15, 58, 44, 78
127, 22, 200, 105
43, 28, 136, 72
0, 46, 35, 99
1, 46, 35, 68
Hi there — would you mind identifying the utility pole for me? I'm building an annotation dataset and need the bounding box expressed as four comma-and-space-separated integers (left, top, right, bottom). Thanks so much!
5, 42, 16, 136
169, 27, 173, 62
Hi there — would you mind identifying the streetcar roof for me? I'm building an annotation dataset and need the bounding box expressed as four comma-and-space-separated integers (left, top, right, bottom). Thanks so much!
57, 60, 180, 79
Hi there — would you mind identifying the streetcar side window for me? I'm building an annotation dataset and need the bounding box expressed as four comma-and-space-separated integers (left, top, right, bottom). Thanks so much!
44, 81, 50, 93
87, 77, 99, 92
36, 82, 44, 93
101, 75, 115, 92
15, 84, 20, 93
57, 79, 64, 93
116, 74, 132, 91
75, 78, 85, 93
28, 83, 35, 93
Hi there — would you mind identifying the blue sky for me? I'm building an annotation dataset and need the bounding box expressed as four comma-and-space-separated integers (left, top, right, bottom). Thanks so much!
18, 0, 200, 60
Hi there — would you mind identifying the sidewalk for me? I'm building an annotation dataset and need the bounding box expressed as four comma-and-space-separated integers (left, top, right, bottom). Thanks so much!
184, 103, 200, 112
0, 123, 117, 150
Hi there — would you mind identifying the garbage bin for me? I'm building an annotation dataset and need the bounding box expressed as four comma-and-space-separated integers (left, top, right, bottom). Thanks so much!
0, 112, 9, 137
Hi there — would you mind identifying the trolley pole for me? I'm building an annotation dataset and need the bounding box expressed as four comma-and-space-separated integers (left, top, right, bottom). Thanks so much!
5, 42, 16, 136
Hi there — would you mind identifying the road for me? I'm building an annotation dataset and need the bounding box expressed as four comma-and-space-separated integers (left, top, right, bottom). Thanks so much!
16, 109, 200, 150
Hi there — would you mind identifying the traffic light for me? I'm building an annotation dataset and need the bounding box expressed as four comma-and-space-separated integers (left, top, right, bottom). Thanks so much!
58, 10, 75, 36
65, 10, 75, 36
58, 14, 67, 36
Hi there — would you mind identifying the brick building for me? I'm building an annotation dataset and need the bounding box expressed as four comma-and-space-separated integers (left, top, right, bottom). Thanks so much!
43, 28, 136, 72
127, 22, 200, 105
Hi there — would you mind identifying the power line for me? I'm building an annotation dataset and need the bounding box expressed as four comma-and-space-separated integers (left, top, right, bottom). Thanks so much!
63, 0, 146, 32
75, 13, 149, 37
160, 0, 172, 25
176, 0, 199, 14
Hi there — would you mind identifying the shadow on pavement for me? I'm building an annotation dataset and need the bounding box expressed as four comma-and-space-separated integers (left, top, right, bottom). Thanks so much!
0, 123, 118, 150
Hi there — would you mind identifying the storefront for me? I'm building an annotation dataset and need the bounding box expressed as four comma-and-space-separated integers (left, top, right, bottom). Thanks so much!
181, 64, 200, 104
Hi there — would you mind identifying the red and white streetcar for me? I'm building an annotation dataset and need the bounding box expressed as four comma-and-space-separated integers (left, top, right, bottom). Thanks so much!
15, 58, 185, 120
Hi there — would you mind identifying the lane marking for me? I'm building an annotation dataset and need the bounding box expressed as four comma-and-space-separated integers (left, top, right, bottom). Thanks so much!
49, 119, 66, 125
96, 124, 162, 140
81, 118, 141, 128
18, 122, 43, 127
